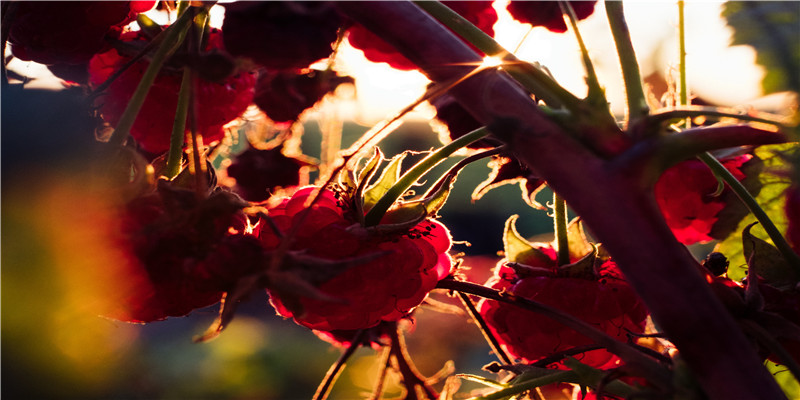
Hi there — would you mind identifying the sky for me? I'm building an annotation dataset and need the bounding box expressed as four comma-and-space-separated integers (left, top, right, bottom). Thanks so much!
5, 1, 778, 124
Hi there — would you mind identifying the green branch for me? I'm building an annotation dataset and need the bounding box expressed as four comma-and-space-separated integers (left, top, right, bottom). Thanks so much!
165, 67, 192, 179
107, 8, 194, 147
560, 1, 605, 108
605, 1, 648, 123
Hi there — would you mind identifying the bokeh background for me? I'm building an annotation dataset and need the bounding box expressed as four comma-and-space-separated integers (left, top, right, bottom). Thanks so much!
2, 1, 793, 399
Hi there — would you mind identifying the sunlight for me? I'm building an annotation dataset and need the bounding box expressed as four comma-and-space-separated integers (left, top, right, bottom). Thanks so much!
480, 56, 505, 70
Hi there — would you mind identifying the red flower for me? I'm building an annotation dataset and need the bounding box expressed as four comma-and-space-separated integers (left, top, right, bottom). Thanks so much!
477, 248, 648, 369
253, 69, 354, 123
8, 1, 156, 65
88, 30, 256, 153
507, 1, 597, 33
346, 1, 498, 70
104, 184, 253, 323
262, 187, 453, 331
655, 154, 755, 245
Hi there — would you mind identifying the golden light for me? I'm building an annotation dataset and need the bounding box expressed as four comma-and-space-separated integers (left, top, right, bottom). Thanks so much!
480, 56, 505, 70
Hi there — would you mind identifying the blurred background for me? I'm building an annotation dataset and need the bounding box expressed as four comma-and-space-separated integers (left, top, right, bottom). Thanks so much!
2, 1, 793, 399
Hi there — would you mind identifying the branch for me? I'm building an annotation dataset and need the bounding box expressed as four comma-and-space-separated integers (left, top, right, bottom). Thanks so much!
337, 2, 787, 399
437, 279, 670, 388
658, 124, 789, 167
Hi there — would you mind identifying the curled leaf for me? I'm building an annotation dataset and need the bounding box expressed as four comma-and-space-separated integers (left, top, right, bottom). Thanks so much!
503, 215, 553, 266
364, 151, 407, 212
743, 222, 799, 290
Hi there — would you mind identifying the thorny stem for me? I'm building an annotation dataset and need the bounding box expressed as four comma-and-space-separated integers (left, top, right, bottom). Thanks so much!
456, 291, 513, 365
339, 3, 788, 398
697, 152, 800, 273
107, 7, 193, 147
553, 192, 570, 266
312, 329, 366, 400
364, 126, 490, 226
646, 106, 795, 131
605, 1, 648, 124
436, 280, 670, 388
389, 326, 438, 400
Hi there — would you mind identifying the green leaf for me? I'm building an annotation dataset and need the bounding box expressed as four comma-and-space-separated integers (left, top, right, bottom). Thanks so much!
454, 374, 508, 389
558, 244, 598, 279
723, 2, 800, 95
357, 147, 383, 188
503, 215, 554, 266
354, 147, 383, 221
767, 360, 800, 400
715, 144, 794, 281
379, 172, 457, 228
743, 222, 799, 290
363, 152, 407, 212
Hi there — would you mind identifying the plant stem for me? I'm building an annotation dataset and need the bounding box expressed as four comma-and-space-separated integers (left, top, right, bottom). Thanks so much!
107, 8, 193, 147
677, 1, 689, 108
412, 0, 581, 111
340, 4, 789, 397
367, 346, 392, 400
554, 192, 570, 266
456, 291, 513, 365
165, 67, 192, 179
389, 326, 438, 399
473, 370, 578, 400
646, 106, 793, 130
697, 152, 800, 273
313, 329, 366, 400
363, 126, 489, 226
676, 2, 798, 272
437, 280, 670, 388
605, 1, 648, 123
559, 1, 604, 108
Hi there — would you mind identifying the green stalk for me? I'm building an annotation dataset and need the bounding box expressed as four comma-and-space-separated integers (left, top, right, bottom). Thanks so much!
473, 370, 578, 400
363, 126, 489, 226
456, 291, 513, 365
647, 106, 792, 130
677, 1, 689, 108
554, 192, 570, 266
413, 0, 582, 111
559, 1, 604, 107
697, 152, 800, 272
605, 1, 649, 122
165, 67, 192, 179
107, 8, 193, 147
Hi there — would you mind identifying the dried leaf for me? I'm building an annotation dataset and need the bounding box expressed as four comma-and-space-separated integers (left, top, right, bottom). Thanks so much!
503, 215, 554, 266
743, 222, 799, 290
